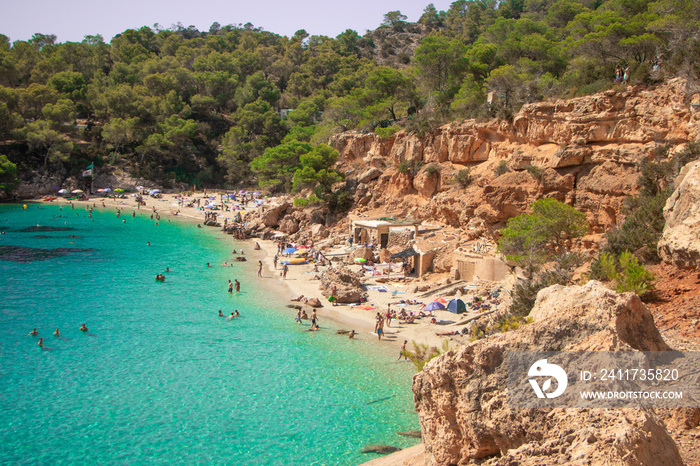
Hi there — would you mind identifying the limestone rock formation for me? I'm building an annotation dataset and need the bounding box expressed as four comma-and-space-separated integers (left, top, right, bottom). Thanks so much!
319, 266, 363, 303
261, 202, 289, 228
330, 79, 699, 233
658, 161, 700, 269
358, 167, 382, 184
413, 281, 679, 466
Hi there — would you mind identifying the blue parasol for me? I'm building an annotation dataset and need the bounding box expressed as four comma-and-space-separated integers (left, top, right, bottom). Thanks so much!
283, 247, 297, 254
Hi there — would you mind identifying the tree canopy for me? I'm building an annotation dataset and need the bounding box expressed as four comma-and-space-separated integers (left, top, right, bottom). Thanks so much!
0, 0, 695, 189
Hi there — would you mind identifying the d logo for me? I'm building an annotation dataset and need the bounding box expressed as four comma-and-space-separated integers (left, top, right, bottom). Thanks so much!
528, 358, 568, 398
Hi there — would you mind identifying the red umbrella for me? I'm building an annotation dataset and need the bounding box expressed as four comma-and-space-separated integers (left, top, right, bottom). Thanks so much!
434, 297, 447, 303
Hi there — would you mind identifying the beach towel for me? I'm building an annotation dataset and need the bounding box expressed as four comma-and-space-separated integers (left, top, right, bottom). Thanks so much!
368, 285, 390, 292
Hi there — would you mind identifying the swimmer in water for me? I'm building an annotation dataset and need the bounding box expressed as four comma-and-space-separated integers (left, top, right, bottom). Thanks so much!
29, 328, 38, 336
53, 328, 61, 337
234, 309, 240, 317
38, 338, 43, 348
80, 324, 88, 332
348, 330, 355, 339
218, 310, 224, 316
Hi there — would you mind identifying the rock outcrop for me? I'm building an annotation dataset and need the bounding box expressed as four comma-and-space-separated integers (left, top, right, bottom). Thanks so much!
658, 160, 700, 269
331, 79, 699, 233
412, 281, 680, 466
319, 266, 364, 303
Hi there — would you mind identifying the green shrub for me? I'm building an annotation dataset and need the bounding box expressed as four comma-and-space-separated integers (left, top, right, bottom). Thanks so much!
375, 124, 402, 138
454, 167, 473, 187
402, 340, 452, 372
425, 163, 441, 177
327, 190, 353, 213
397, 159, 424, 176
494, 159, 509, 176
293, 194, 322, 207
593, 251, 619, 281
614, 251, 655, 297
603, 190, 671, 262
525, 163, 544, 180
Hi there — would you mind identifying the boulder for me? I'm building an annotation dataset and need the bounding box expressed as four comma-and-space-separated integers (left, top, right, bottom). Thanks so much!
307, 297, 322, 308
320, 266, 363, 303
310, 223, 329, 239
261, 202, 289, 228
279, 216, 300, 234
349, 246, 373, 262
413, 169, 439, 199
658, 161, 700, 269
358, 167, 382, 184
413, 281, 680, 466
379, 248, 391, 264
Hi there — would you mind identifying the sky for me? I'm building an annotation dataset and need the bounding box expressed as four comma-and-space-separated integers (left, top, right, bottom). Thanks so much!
1, 0, 455, 44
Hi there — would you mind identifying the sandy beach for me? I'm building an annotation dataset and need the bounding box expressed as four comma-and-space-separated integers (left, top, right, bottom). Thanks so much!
39, 191, 502, 355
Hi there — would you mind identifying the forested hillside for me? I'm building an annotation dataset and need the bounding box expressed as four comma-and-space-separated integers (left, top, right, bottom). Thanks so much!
0, 0, 698, 193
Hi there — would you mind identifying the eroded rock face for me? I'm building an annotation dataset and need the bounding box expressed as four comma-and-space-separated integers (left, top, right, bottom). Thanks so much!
329, 79, 699, 234
413, 281, 679, 466
658, 161, 700, 269
261, 202, 289, 228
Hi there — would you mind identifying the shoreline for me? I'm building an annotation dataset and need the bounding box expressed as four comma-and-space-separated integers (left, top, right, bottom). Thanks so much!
31, 193, 478, 353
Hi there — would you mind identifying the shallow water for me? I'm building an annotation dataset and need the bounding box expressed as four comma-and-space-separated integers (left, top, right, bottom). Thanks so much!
0, 203, 419, 465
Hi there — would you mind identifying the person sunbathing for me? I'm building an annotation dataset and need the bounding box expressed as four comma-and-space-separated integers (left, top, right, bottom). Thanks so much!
291, 295, 305, 302
436, 330, 461, 336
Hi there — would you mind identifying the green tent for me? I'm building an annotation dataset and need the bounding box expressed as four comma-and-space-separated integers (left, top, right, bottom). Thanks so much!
446, 298, 467, 314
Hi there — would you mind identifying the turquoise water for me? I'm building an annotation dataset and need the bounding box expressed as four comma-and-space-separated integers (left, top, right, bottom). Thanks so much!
0, 203, 419, 465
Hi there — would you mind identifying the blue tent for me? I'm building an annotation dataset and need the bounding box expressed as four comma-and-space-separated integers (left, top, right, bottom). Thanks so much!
446, 299, 467, 314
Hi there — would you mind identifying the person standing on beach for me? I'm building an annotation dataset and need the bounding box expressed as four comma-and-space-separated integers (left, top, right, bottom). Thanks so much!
295, 309, 302, 324
228, 280, 233, 293
282, 264, 288, 279
273, 254, 278, 270
258, 261, 263, 278
398, 340, 408, 360
311, 310, 318, 328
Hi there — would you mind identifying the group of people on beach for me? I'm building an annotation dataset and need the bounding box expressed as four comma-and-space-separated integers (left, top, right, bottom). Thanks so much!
294, 308, 319, 330
29, 324, 89, 349
227, 279, 241, 293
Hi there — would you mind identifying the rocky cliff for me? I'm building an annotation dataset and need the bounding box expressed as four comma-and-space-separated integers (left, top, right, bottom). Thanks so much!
331, 78, 700, 236
658, 160, 700, 269
412, 281, 685, 466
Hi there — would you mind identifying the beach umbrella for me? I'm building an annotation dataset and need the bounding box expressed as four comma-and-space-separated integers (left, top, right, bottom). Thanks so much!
253, 191, 261, 195
58, 189, 68, 194
103, 188, 112, 192
446, 299, 467, 314
424, 302, 445, 311
114, 188, 124, 192
354, 258, 366, 263
283, 247, 297, 254
72, 189, 84, 194
239, 189, 246, 194
297, 245, 309, 250
136, 185, 144, 190
149, 189, 161, 194
434, 297, 447, 303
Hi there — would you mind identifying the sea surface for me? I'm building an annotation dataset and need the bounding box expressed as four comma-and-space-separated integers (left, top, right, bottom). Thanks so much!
0, 203, 419, 465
